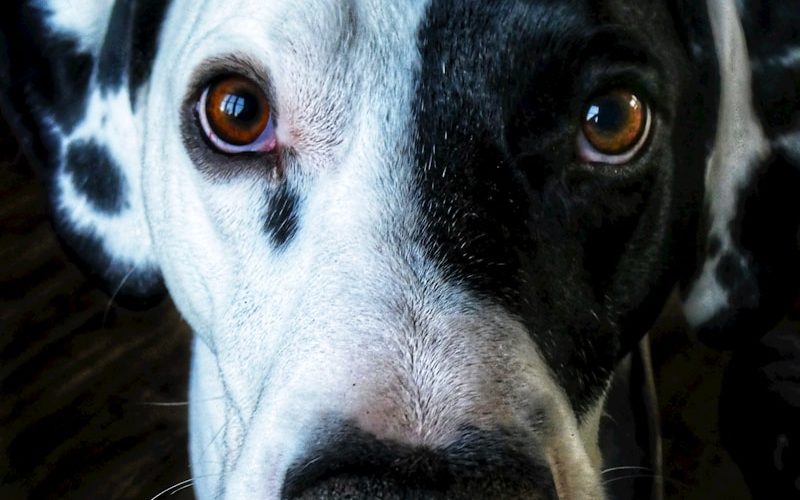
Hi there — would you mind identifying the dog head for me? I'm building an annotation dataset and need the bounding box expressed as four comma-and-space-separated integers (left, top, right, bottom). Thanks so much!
3, 0, 798, 498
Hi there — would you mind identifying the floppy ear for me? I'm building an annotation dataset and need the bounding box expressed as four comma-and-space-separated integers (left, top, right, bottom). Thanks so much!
681, 0, 800, 349
0, 0, 171, 307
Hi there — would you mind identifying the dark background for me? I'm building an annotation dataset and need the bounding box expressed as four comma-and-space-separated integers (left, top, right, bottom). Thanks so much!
0, 115, 750, 499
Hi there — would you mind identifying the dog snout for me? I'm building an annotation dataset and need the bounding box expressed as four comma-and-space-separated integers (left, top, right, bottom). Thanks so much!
281, 424, 558, 499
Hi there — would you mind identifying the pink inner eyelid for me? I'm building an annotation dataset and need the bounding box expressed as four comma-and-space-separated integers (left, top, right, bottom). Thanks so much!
196, 87, 278, 154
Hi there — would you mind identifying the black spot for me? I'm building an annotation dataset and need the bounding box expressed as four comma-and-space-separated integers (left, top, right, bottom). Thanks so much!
96, 0, 173, 99
0, 4, 94, 137
97, 0, 134, 91
264, 184, 299, 249
128, 0, 173, 104
715, 251, 749, 292
64, 140, 128, 213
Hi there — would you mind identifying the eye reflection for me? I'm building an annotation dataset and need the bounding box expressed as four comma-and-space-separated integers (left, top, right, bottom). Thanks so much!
196, 75, 277, 154
578, 90, 650, 164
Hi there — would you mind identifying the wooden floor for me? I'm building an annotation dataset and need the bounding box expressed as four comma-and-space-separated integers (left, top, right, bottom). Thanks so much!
0, 119, 193, 499
0, 116, 750, 499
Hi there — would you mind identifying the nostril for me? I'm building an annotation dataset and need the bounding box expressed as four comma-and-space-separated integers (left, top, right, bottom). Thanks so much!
281, 423, 558, 499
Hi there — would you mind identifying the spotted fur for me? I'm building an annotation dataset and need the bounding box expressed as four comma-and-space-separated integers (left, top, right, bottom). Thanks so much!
684, 0, 800, 348
1, 0, 798, 498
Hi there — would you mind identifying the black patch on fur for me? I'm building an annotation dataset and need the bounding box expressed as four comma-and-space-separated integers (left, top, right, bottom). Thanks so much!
64, 140, 128, 214
0, 4, 93, 138
715, 252, 748, 291
52, 212, 166, 308
738, 0, 800, 136
0, 2, 166, 307
128, 0, 173, 104
282, 423, 555, 499
698, 151, 800, 349
97, 0, 173, 101
412, 0, 707, 414
264, 184, 300, 249
97, 0, 133, 91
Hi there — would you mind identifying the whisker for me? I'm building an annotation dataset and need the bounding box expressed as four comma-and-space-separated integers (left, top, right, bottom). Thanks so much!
150, 473, 223, 500
169, 482, 195, 496
136, 401, 190, 407
602, 473, 691, 490
103, 265, 137, 326
135, 395, 225, 408
602, 473, 658, 486
297, 454, 323, 474
601, 465, 654, 476
150, 478, 194, 500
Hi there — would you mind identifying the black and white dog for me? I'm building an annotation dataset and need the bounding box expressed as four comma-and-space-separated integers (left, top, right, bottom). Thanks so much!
1, 0, 799, 498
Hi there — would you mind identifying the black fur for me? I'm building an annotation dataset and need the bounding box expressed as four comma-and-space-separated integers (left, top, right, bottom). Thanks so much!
412, 0, 706, 414
692, 0, 800, 348
264, 184, 300, 249
738, 0, 800, 136
64, 140, 128, 213
699, 152, 800, 348
0, 4, 93, 148
0, 0, 173, 304
97, 0, 134, 91
128, 0, 173, 102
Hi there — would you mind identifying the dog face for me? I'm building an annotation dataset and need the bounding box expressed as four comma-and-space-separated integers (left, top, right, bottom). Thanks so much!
3, 0, 798, 498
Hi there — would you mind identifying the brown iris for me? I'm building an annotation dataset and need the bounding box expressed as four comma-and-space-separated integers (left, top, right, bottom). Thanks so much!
582, 90, 647, 156
205, 76, 270, 146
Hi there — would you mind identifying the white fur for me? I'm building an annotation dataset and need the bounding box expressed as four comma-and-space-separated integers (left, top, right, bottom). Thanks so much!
55, 87, 157, 271
683, 0, 770, 327
35, 0, 159, 281
133, 1, 606, 498
36, 0, 114, 53
35, 0, 613, 497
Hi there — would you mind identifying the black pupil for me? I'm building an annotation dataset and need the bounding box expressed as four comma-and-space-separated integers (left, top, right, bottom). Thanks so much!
586, 96, 626, 134
219, 89, 260, 124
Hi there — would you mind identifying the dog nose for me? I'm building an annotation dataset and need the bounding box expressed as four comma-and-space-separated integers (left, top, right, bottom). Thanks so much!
281, 423, 558, 499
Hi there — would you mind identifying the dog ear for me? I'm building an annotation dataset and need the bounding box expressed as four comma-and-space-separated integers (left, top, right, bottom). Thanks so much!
0, 1, 171, 308
680, 0, 800, 349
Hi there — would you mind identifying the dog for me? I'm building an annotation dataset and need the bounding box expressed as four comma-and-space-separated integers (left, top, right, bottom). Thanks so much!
1, 0, 799, 498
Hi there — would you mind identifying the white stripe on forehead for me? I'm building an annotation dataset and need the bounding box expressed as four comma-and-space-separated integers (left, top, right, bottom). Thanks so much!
683, 0, 770, 327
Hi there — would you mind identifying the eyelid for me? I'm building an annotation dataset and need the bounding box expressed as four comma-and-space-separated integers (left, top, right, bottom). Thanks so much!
196, 85, 278, 154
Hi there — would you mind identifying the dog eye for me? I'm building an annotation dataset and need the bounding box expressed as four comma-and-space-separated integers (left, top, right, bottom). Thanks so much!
197, 75, 276, 154
578, 90, 651, 165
